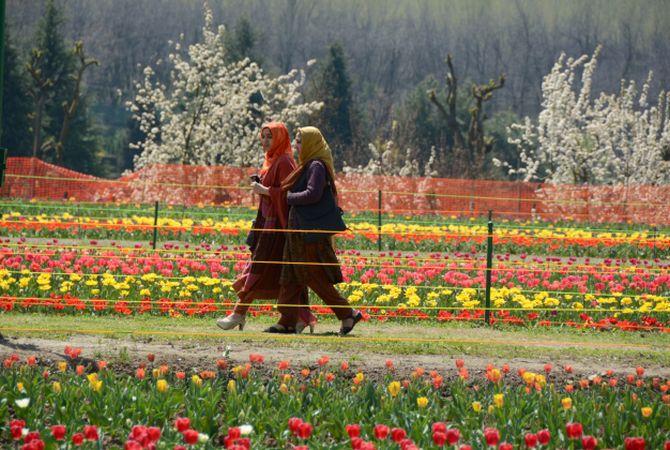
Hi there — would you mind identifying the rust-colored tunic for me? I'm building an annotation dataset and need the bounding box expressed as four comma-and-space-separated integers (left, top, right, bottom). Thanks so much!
233, 154, 295, 300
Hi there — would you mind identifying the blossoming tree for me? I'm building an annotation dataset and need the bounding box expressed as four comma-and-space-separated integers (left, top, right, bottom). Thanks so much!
495, 46, 670, 222
496, 46, 670, 185
122, 4, 321, 203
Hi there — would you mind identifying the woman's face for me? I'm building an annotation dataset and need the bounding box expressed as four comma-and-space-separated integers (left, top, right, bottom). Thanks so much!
260, 128, 273, 153
294, 131, 302, 158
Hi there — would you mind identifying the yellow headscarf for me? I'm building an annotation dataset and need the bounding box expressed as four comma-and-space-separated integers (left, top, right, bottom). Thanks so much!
282, 126, 338, 194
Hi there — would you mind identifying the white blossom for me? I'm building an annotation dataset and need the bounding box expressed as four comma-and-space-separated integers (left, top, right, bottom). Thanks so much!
15, 398, 30, 409
498, 46, 670, 186
121, 3, 322, 203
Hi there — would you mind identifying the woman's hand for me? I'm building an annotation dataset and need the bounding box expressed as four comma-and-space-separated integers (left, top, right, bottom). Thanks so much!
251, 181, 270, 196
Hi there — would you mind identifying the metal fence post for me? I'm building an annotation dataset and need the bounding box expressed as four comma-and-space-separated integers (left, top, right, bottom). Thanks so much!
377, 190, 382, 252
484, 210, 494, 325
152, 200, 159, 250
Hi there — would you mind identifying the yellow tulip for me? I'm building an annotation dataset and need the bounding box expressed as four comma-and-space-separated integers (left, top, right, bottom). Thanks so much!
417, 397, 428, 408
472, 401, 482, 413
17, 382, 24, 392
52, 381, 62, 393
227, 379, 236, 393
156, 379, 168, 393
57, 361, 67, 372
387, 381, 401, 397
561, 397, 573, 410
191, 375, 203, 387
641, 407, 652, 417
279, 383, 289, 394
493, 393, 504, 408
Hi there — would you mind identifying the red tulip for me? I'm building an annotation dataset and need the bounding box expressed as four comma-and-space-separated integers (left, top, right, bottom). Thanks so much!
373, 424, 389, 440
24, 431, 41, 443
624, 437, 646, 450
665, 441, 670, 450
83, 425, 99, 441
536, 429, 550, 445
346, 424, 361, 438
432, 422, 447, 434
51, 425, 66, 441
288, 417, 304, 435
11, 425, 24, 440
174, 417, 190, 433
524, 433, 537, 448
147, 426, 161, 442
484, 428, 500, 447
460, 446, 473, 450
391, 428, 407, 443
228, 427, 241, 439
183, 429, 199, 445
446, 428, 460, 445
350, 436, 363, 449
433, 432, 447, 446
125, 441, 142, 450
581, 435, 598, 450
400, 438, 418, 450
565, 422, 583, 439
298, 422, 313, 440
21, 439, 45, 450
72, 433, 84, 446
499, 443, 513, 450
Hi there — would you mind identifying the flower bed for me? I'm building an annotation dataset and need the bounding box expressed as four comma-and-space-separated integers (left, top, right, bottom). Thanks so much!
2, 350, 669, 449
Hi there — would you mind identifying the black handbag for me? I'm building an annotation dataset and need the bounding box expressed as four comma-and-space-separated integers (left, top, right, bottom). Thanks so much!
245, 209, 262, 250
294, 181, 347, 242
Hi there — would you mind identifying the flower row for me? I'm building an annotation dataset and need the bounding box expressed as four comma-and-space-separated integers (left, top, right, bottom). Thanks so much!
2, 350, 669, 448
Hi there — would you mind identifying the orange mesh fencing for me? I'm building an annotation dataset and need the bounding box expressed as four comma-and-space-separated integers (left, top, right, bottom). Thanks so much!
2, 157, 668, 225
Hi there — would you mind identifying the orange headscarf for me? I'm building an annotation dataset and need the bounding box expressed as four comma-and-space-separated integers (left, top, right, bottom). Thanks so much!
259, 122, 295, 176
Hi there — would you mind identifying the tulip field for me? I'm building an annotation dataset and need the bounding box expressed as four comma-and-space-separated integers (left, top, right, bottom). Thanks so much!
2, 349, 670, 449
1, 199, 670, 449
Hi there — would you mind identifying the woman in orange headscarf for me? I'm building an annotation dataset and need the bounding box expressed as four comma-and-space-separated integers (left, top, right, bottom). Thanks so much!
216, 122, 314, 332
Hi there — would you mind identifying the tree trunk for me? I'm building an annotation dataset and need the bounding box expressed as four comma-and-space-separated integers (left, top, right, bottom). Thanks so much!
31, 95, 45, 158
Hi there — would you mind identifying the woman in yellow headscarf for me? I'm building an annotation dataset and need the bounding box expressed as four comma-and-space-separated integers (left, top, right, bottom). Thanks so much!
266, 127, 362, 335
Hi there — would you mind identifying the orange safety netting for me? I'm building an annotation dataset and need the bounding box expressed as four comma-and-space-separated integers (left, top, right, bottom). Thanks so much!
2, 157, 669, 225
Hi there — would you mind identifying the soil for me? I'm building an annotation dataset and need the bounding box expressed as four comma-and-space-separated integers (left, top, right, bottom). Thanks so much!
1, 333, 668, 382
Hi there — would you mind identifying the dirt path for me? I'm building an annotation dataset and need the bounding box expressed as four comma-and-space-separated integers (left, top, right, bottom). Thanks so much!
2, 332, 668, 379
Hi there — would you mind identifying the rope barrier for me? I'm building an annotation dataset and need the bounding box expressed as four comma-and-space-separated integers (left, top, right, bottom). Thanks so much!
3, 219, 668, 246
3, 294, 669, 312
6, 203, 668, 234
2, 239, 668, 267
1, 253, 668, 276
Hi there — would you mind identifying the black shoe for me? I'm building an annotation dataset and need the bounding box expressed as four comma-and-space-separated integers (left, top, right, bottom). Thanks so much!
339, 310, 363, 336
264, 324, 296, 334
